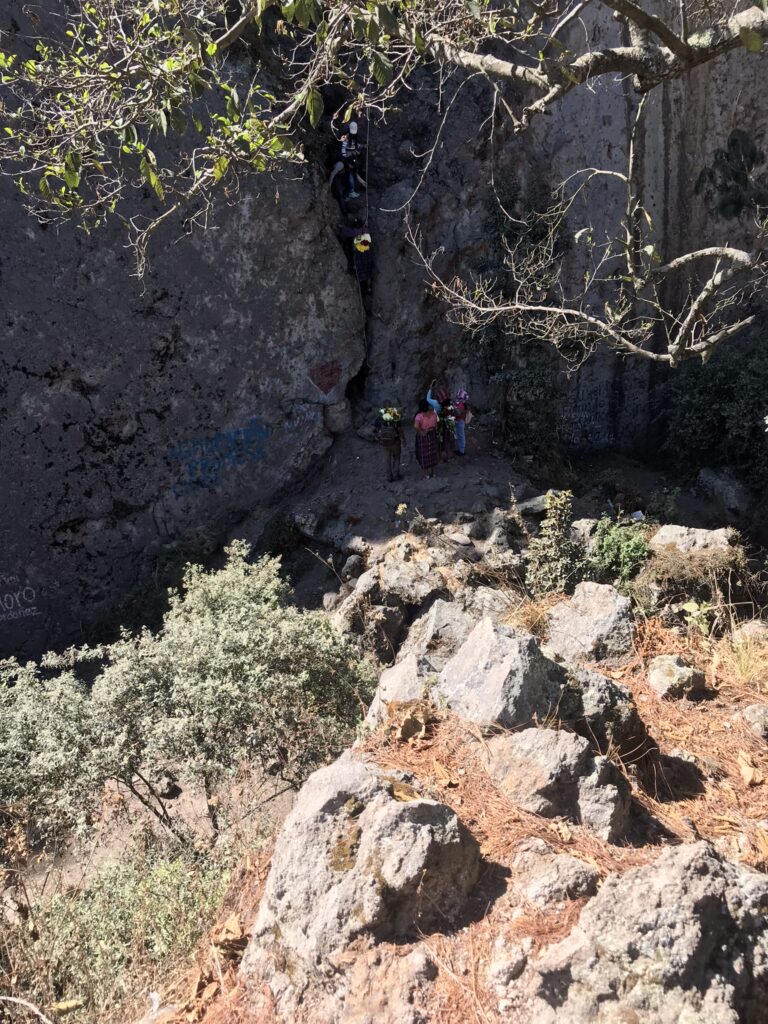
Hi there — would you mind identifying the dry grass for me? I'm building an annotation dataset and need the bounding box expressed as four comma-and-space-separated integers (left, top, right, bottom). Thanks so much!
364, 710, 651, 877
610, 618, 768, 868
501, 592, 567, 639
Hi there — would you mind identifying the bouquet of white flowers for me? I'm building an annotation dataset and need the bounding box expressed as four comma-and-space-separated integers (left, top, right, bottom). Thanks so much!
379, 406, 402, 423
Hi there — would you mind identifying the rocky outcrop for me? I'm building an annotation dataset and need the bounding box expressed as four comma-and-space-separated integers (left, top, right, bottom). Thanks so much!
546, 582, 634, 663
510, 838, 599, 907
483, 728, 631, 841
435, 619, 564, 729
649, 525, 738, 554
530, 842, 768, 1023
430, 618, 649, 757
241, 753, 479, 1019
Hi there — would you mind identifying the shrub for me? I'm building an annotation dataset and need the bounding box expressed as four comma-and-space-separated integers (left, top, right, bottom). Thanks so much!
0, 541, 374, 844
591, 517, 651, 586
629, 543, 749, 621
526, 491, 588, 595
1, 841, 229, 1024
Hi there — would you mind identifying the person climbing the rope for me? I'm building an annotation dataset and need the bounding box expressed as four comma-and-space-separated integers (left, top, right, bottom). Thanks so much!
329, 160, 348, 215
453, 388, 471, 456
341, 121, 365, 198
338, 214, 364, 275
374, 403, 405, 482
426, 381, 456, 462
352, 227, 374, 312
413, 399, 439, 479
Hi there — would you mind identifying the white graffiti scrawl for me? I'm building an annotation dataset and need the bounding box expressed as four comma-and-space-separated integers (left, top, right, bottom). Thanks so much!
0, 573, 41, 624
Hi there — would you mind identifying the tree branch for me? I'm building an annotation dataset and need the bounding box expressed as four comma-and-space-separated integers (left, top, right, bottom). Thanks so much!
598, 0, 693, 58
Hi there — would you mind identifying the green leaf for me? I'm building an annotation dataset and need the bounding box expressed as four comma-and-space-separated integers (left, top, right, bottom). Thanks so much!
213, 154, 230, 181
377, 4, 398, 35
370, 50, 394, 86
739, 26, 763, 52
140, 156, 164, 200
305, 86, 324, 128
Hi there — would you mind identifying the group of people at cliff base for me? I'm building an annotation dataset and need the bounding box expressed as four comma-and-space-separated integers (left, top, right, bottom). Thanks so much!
374, 382, 472, 482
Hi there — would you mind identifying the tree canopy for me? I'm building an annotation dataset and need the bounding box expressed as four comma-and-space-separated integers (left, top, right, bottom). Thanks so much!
1, 0, 767, 360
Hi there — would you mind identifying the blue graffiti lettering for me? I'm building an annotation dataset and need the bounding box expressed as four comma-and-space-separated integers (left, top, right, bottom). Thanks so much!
168, 416, 270, 496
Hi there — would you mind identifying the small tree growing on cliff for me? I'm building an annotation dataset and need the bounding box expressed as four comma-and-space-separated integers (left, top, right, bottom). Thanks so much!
1, 0, 767, 356
0, 542, 373, 843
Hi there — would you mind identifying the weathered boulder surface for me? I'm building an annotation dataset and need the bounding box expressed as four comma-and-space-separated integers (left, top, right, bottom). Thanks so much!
531, 842, 768, 1024
511, 838, 599, 907
364, 654, 423, 725
433, 619, 650, 758
559, 665, 650, 757
242, 755, 479, 984
742, 704, 768, 741
649, 525, 737, 554
435, 619, 564, 729
546, 582, 634, 663
483, 728, 631, 841
396, 598, 474, 674
648, 654, 706, 699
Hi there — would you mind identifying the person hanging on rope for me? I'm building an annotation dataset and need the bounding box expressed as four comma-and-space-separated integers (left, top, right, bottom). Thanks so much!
338, 214, 364, 275
340, 121, 366, 199
352, 227, 374, 312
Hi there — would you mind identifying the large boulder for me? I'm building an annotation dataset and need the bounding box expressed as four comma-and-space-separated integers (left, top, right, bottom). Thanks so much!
433, 619, 650, 758
546, 582, 634, 663
376, 558, 447, 608
531, 842, 768, 1023
483, 728, 631, 841
649, 524, 737, 554
396, 599, 475, 674
435, 620, 564, 729
242, 755, 480, 1013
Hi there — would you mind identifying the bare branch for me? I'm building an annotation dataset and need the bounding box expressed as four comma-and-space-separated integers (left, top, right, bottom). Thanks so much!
598, 0, 693, 57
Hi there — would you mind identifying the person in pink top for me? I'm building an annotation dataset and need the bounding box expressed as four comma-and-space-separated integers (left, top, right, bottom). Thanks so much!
413, 399, 439, 478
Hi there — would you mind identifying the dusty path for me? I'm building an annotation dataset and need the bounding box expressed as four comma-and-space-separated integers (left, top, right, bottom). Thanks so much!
292, 422, 530, 548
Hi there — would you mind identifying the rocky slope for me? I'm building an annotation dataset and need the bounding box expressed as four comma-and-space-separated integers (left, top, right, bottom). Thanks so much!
140, 452, 768, 1024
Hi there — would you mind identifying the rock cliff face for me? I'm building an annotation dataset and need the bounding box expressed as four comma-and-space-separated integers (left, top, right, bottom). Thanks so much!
1, 0, 767, 655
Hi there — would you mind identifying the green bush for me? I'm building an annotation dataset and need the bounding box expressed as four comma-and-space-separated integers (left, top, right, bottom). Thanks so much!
2, 842, 229, 1024
0, 541, 374, 844
526, 491, 588, 595
591, 517, 650, 586
664, 333, 768, 494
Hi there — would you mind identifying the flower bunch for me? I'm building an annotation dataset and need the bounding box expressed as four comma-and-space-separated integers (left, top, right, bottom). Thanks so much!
438, 403, 456, 434
379, 406, 402, 423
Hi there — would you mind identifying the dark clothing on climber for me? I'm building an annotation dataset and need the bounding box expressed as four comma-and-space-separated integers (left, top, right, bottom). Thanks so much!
338, 220, 364, 275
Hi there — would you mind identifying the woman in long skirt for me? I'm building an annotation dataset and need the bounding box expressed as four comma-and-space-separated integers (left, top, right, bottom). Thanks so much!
413, 400, 439, 478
